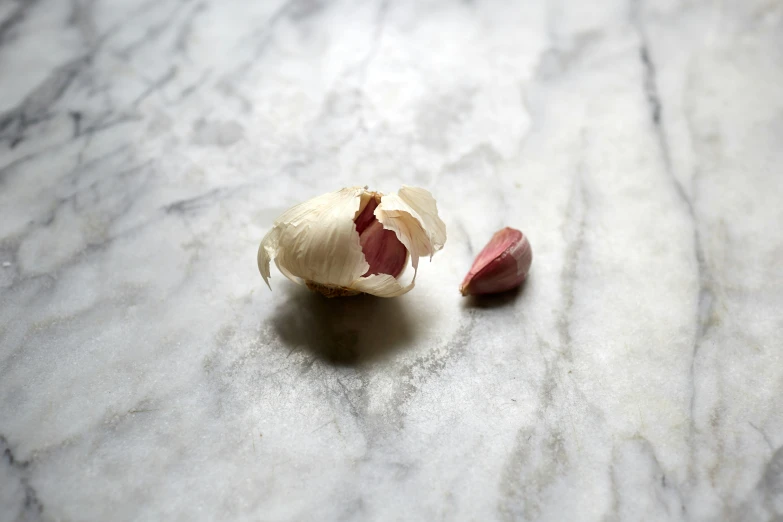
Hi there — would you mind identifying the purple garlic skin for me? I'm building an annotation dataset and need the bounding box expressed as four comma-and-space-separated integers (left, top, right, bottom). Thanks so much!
460, 227, 532, 296
354, 195, 407, 278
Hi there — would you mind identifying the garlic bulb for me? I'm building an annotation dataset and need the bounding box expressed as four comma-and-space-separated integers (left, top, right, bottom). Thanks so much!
258, 186, 446, 297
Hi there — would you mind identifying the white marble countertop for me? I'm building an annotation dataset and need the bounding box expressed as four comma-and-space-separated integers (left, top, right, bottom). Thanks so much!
1, 0, 782, 520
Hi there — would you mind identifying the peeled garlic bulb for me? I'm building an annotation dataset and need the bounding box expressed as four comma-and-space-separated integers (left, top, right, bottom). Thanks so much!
258, 186, 446, 298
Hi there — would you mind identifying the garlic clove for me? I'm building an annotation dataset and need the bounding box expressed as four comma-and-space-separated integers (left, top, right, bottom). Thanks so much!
460, 227, 532, 296
354, 194, 379, 235
359, 220, 408, 278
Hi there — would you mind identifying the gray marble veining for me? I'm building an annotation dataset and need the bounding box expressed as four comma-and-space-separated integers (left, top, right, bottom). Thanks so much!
1, 0, 782, 520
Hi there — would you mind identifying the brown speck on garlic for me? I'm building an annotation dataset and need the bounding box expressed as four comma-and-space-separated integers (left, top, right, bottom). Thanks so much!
460, 227, 532, 296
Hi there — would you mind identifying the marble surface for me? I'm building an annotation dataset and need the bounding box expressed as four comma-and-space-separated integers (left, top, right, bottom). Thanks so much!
1, 0, 782, 520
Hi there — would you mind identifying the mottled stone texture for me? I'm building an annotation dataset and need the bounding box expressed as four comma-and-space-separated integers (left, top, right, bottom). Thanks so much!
1, 0, 782, 520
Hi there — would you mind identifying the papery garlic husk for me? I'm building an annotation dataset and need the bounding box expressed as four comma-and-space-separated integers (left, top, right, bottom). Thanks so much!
258, 186, 447, 298
460, 227, 532, 296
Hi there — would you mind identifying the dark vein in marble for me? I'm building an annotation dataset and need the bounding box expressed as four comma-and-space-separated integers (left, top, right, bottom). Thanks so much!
749, 422, 775, 452
500, 30, 594, 514
0, 144, 61, 185
81, 112, 143, 137
762, 447, 783, 499
131, 66, 178, 107
0, 56, 90, 147
0, 0, 40, 47
173, 1, 207, 58
632, 6, 714, 486
390, 313, 474, 421
69, 0, 99, 47
164, 186, 241, 215
1, 0, 197, 149
69, 110, 83, 137
499, 152, 589, 518
0, 159, 156, 300
116, 0, 190, 59
31, 158, 150, 238
335, 378, 360, 418
1, 434, 44, 520
212, 0, 322, 104
500, 425, 569, 521
633, 10, 714, 324
91, 0, 162, 52
609, 438, 686, 519
227, 0, 300, 79
176, 68, 212, 102
639, 45, 661, 125
555, 159, 586, 363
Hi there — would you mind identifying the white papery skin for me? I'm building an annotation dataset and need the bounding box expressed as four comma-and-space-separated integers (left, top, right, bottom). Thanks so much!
258, 186, 446, 297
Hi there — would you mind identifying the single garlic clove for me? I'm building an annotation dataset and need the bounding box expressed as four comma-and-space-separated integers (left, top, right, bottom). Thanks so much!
359, 220, 408, 278
354, 194, 379, 235
460, 227, 532, 296
353, 192, 409, 278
